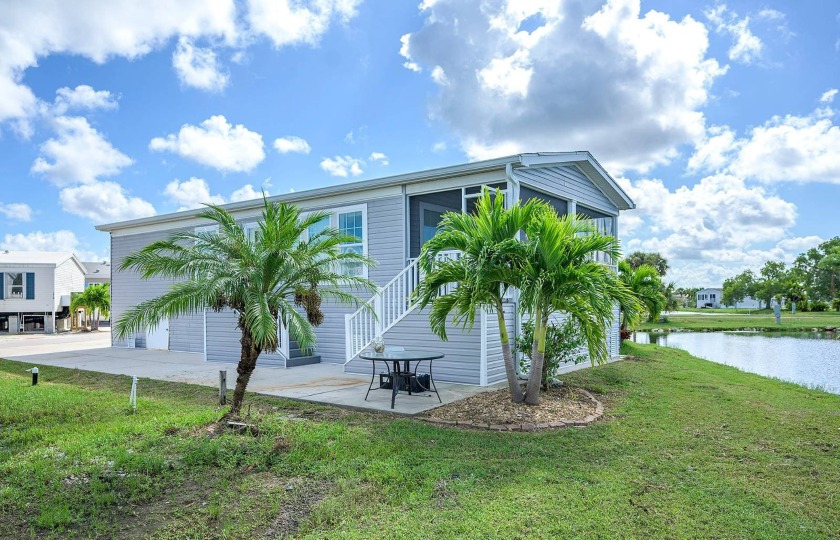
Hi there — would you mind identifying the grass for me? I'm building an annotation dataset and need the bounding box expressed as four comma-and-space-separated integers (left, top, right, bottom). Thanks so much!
0, 346, 838, 539
638, 310, 840, 332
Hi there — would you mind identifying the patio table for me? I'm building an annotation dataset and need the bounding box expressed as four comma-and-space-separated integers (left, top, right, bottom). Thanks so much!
359, 350, 444, 409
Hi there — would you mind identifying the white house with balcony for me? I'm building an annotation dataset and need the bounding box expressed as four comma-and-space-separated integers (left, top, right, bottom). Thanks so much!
0, 251, 86, 333
96, 153, 634, 386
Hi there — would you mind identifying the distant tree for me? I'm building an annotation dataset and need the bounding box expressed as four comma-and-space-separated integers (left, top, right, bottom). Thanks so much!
618, 261, 665, 330
625, 251, 669, 276
752, 261, 786, 308
662, 281, 679, 312
793, 237, 840, 301
817, 246, 840, 299
722, 270, 755, 307
70, 283, 111, 330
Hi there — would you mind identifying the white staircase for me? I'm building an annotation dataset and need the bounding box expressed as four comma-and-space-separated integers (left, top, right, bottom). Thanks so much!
344, 250, 461, 363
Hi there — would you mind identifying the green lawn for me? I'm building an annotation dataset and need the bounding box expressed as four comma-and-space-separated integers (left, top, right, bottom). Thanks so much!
1, 345, 838, 539
639, 310, 840, 332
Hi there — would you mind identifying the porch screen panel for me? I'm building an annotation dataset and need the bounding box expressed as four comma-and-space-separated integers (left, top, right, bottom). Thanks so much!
25, 272, 35, 299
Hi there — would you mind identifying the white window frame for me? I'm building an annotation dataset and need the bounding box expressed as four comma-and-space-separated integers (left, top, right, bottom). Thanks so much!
301, 203, 368, 278
461, 183, 509, 212
5, 271, 25, 299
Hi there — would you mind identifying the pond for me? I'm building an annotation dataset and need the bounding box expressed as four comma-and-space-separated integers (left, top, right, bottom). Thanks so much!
633, 331, 840, 394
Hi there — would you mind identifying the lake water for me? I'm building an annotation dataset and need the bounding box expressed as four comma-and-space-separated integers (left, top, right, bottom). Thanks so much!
633, 331, 840, 394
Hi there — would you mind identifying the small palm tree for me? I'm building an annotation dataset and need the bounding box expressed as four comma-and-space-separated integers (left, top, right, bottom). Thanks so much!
114, 199, 376, 414
517, 213, 641, 405
617, 261, 665, 333
71, 283, 110, 330
414, 189, 539, 403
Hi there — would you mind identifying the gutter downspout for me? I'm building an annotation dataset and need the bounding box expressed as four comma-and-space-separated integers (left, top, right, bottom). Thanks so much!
505, 162, 527, 379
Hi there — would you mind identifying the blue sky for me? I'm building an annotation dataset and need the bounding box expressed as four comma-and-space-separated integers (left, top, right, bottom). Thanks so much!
0, 0, 838, 286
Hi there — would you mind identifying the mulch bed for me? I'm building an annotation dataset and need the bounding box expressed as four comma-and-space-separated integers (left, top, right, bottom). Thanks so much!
423, 385, 604, 431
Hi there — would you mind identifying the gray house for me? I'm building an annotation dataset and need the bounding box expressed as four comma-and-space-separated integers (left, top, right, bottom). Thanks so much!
97, 152, 634, 386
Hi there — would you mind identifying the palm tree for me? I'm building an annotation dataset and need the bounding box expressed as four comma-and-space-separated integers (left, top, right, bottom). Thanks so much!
70, 283, 110, 330
517, 213, 640, 405
114, 199, 376, 414
414, 189, 540, 403
617, 261, 665, 334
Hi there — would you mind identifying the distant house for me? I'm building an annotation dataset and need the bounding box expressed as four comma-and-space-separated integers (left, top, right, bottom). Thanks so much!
731, 296, 762, 309
0, 251, 86, 333
696, 288, 722, 308
82, 261, 111, 288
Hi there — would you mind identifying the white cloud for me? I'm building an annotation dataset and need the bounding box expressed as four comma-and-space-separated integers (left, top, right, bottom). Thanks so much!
164, 177, 226, 211
246, 0, 360, 47
273, 136, 311, 154
149, 115, 265, 172
399, 34, 421, 72
402, 0, 725, 172
687, 125, 739, 173
53, 85, 118, 114
477, 49, 533, 98
31, 116, 133, 186
0, 230, 104, 260
0, 202, 32, 221
705, 5, 763, 64
230, 183, 264, 202
430, 65, 449, 86
431, 141, 447, 152
0, 0, 238, 124
172, 37, 229, 92
320, 155, 364, 177
0, 0, 362, 126
820, 89, 838, 104
369, 152, 389, 165
60, 181, 156, 223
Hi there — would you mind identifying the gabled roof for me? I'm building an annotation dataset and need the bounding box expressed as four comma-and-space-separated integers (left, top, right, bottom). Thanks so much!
0, 251, 75, 266
96, 152, 634, 232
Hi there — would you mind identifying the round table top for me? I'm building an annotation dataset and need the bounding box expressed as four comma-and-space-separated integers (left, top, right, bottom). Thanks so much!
358, 349, 445, 361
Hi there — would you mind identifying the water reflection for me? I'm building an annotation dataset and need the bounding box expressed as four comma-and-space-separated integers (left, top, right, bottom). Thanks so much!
633, 331, 840, 394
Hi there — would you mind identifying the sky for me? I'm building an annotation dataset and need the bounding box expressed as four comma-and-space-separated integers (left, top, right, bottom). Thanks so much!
0, 0, 838, 286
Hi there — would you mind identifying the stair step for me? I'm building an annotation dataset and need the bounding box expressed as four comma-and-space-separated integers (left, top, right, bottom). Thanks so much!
286, 355, 320, 368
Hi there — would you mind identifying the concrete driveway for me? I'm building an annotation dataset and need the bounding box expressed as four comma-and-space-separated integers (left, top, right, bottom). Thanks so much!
1, 331, 491, 414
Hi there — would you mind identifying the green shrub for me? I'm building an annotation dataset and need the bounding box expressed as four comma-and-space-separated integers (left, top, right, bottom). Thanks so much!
515, 318, 587, 389
832, 298, 840, 312
810, 300, 829, 312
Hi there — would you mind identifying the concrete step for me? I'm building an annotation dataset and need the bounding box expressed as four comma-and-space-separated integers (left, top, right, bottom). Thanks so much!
286, 355, 320, 368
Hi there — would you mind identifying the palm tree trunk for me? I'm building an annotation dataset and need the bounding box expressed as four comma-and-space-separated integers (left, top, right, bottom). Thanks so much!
495, 301, 524, 403
524, 311, 547, 405
230, 327, 261, 415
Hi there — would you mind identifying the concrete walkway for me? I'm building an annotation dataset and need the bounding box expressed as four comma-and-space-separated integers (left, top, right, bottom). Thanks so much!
0, 331, 493, 415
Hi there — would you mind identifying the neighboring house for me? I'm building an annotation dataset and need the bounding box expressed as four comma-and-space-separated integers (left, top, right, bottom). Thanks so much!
732, 296, 762, 309
696, 288, 722, 308
0, 251, 86, 333
96, 152, 634, 386
83, 261, 111, 288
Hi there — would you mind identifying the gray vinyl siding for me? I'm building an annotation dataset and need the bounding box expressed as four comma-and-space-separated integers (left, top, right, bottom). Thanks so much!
514, 165, 618, 215
204, 309, 285, 366
408, 190, 462, 258
309, 195, 405, 363
344, 308, 483, 385
520, 186, 568, 216
484, 303, 517, 385
110, 230, 204, 351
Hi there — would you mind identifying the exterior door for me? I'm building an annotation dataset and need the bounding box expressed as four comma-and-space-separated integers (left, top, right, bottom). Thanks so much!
145, 319, 169, 350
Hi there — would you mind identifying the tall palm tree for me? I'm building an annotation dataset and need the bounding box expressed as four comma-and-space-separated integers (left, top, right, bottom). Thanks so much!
414, 190, 540, 403
617, 261, 665, 333
517, 213, 640, 405
114, 199, 375, 414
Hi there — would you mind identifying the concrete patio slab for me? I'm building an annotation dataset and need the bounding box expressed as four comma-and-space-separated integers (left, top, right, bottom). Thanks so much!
0, 331, 495, 415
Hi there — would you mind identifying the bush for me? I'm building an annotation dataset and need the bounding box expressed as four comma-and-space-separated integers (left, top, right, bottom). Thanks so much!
515, 318, 587, 389
810, 300, 829, 312
832, 298, 840, 312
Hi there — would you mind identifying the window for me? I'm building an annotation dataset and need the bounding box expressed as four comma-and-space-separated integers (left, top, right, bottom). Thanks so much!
5, 272, 23, 299
244, 222, 259, 242
338, 210, 364, 277
307, 215, 330, 240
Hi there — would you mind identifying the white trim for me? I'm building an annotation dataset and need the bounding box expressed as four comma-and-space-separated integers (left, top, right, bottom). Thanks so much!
480, 309, 488, 387
203, 308, 207, 362
243, 221, 259, 242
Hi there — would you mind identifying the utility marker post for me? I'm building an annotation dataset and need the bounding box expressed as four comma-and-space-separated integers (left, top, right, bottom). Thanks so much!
219, 370, 227, 405
129, 375, 137, 412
